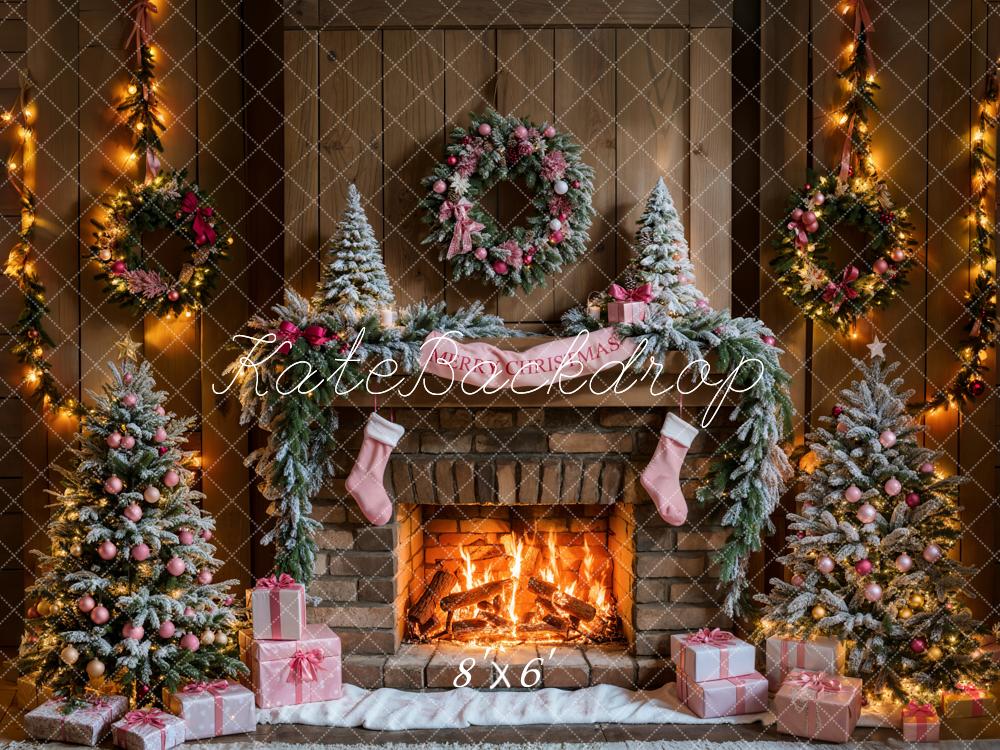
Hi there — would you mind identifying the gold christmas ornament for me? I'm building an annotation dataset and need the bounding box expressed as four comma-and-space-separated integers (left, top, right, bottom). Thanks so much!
927, 645, 943, 660
36, 600, 51, 616
214, 631, 228, 646
60, 644, 79, 665
85, 658, 105, 679
908, 592, 925, 609
811, 604, 827, 620
898, 607, 913, 620
69, 542, 82, 557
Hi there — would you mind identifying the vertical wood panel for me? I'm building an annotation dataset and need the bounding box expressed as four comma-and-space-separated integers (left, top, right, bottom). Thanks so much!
615, 29, 689, 279
690, 27, 732, 312
382, 30, 445, 308
443, 29, 497, 315
496, 29, 555, 323
552, 29, 616, 315
284, 30, 319, 298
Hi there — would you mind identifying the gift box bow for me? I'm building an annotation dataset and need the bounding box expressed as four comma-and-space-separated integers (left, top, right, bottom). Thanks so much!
256, 572, 300, 590
903, 702, 936, 720
288, 647, 324, 683
788, 670, 847, 700
685, 628, 734, 646
955, 681, 987, 699
121, 708, 168, 730
608, 283, 654, 303
180, 680, 229, 696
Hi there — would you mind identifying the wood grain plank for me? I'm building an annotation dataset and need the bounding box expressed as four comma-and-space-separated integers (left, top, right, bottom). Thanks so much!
443, 29, 497, 315
496, 29, 555, 324
690, 27, 732, 312
284, 30, 319, 298
552, 28, 616, 316
615, 29, 689, 277
382, 30, 445, 308
198, 0, 251, 587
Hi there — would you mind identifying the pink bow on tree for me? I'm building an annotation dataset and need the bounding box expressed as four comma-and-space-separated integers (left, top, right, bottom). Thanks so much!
256, 572, 299, 590
790, 671, 844, 693
608, 283, 654, 303
822, 265, 861, 306
439, 198, 485, 259
181, 680, 229, 695
288, 648, 324, 683
686, 627, 734, 646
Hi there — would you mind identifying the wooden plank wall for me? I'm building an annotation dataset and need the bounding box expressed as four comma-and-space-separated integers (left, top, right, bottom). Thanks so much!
0, 0, 252, 647
760, 0, 999, 618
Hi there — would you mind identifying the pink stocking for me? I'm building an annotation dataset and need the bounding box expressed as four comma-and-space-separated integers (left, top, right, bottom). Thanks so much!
640, 413, 698, 526
346, 413, 405, 526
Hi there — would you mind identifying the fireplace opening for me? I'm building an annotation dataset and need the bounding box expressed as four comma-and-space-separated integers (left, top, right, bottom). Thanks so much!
400, 503, 634, 648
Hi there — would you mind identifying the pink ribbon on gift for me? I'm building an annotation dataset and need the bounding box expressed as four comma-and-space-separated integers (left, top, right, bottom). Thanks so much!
181, 680, 229, 736
256, 573, 300, 639
955, 682, 987, 717
902, 702, 937, 741
790, 671, 847, 737
608, 282, 654, 303
822, 265, 861, 308
439, 198, 485, 259
117, 709, 168, 750
288, 648, 324, 704
683, 628, 735, 678
726, 676, 749, 714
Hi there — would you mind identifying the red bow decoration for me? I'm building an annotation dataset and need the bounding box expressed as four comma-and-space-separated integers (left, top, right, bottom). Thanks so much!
903, 702, 936, 718
181, 679, 229, 695
180, 191, 200, 213
191, 211, 217, 247
439, 198, 485, 259
288, 648, 324, 683
273, 321, 301, 353
302, 325, 331, 347
790, 671, 844, 693
122, 708, 168, 729
686, 627, 734, 646
608, 283, 654, 303
256, 572, 299, 590
822, 265, 861, 305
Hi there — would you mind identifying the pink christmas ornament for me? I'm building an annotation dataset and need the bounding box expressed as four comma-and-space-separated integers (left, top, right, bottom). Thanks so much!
120, 434, 135, 450
922, 543, 943, 563
201, 529, 212, 541
836, 422, 848, 434
158, 446, 168, 455
183, 606, 195, 617
158, 621, 176, 638
905, 492, 920, 508
104, 476, 123, 494
815, 555, 835, 574
492, 260, 509, 275
910, 638, 927, 654
123, 373, 133, 384
855, 559, 873, 575
166, 557, 186, 576
891, 247, 907, 262
123, 504, 142, 522
90, 605, 110, 625
919, 462, 934, 474
163, 470, 180, 488
814, 192, 825, 205
863, 582, 883, 602
549, 230, 564, 244
77, 595, 96, 613
432, 179, 447, 194
856, 503, 877, 524
127, 624, 144, 641
884, 477, 902, 496
474, 247, 488, 261
143, 486, 161, 504
130, 543, 150, 561
110, 260, 127, 275
879, 430, 897, 448
106, 432, 122, 448
123, 394, 138, 408
514, 125, 528, 139
873, 258, 889, 274
154, 405, 166, 416
153, 427, 168, 443
178, 529, 194, 545
98, 540, 117, 560
446, 155, 458, 166
543, 125, 556, 138
180, 633, 200, 651
791, 574, 804, 587
477, 122, 492, 136
761, 335, 776, 347
895, 553, 914, 572
224, 596, 234, 606
196, 569, 213, 585
845, 485, 862, 503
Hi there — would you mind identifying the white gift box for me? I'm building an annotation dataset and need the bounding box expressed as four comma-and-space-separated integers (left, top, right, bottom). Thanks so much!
249, 573, 306, 641
669, 629, 757, 683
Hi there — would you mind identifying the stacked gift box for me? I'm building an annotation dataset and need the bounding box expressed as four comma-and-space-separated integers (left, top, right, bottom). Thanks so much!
670, 628, 768, 718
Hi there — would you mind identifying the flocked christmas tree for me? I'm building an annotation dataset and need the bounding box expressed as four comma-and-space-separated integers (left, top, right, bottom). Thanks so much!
624, 177, 708, 316
18, 342, 245, 699
756, 347, 997, 704
312, 183, 395, 314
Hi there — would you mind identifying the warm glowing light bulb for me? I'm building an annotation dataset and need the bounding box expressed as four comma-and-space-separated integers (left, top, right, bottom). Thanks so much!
838, 113, 849, 125
135, 122, 144, 131
127, 84, 138, 95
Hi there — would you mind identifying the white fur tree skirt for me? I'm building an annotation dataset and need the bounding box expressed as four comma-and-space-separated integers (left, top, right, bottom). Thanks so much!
257, 683, 895, 732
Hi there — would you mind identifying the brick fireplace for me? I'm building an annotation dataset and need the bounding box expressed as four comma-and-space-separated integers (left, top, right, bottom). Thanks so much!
309, 404, 733, 690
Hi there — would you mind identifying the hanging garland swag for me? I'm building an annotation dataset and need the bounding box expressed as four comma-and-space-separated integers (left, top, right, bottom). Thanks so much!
772, 0, 916, 332
421, 109, 595, 295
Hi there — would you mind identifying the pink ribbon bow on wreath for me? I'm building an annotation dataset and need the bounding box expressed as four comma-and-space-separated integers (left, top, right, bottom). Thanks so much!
685, 627, 733, 646
608, 282, 654, 303
822, 265, 861, 307
302, 325, 331, 348
440, 198, 485, 259
790, 671, 844, 694
256, 572, 298, 590
181, 680, 229, 696
273, 321, 301, 353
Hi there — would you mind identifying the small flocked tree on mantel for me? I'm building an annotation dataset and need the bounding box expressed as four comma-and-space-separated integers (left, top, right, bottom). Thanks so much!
18, 343, 244, 699
756, 345, 998, 704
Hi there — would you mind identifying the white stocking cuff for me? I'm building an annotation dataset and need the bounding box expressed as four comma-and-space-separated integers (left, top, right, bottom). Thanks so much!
661, 412, 698, 447
366, 412, 405, 447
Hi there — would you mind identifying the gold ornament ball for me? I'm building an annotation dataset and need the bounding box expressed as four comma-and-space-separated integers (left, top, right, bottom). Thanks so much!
898, 607, 913, 620
811, 604, 827, 620
908, 593, 925, 609
36, 600, 51, 616
60, 644, 79, 665
214, 632, 228, 647
927, 645, 943, 661
69, 542, 82, 557
85, 658, 105, 679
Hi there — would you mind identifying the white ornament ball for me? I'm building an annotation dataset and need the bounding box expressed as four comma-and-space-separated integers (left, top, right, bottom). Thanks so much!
60, 644, 79, 665
863, 582, 883, 602
86, 659, 105, 679
553, 180, 569, 195
856, 503, 877, 524
922, 543, 943, 563
200, 630, 216, 646
214, 631, 229, 646
548, 218, 562, 231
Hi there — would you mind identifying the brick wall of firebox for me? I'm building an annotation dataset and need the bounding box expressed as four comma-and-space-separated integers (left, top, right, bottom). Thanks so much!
307, 406, 734, 688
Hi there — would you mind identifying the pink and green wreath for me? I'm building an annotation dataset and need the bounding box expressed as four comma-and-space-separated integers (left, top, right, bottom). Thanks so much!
420, 109, 595, 295
92, 170, 232, 316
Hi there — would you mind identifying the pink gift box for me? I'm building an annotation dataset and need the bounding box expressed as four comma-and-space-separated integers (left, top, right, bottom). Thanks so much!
902, 702, 940, 743
164, 680, 256, 740
250, 573, 306, 640
248, 623, 343, 708
606, 301, 646, 323
112, 709, 185, 750
25, 695, 129, 745
669, 629, 757, 683
774, 669, 862, 744
677, 670, 768, 718
765, 634, 845, 691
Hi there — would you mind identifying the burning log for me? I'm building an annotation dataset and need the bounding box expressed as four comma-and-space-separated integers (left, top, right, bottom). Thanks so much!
441, 579, 511, 612
479, 610, 513, 628
449, 618, 489, 638
542, 613, 570, 631
408, 569, 458, 626
527, 577, 597, 622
